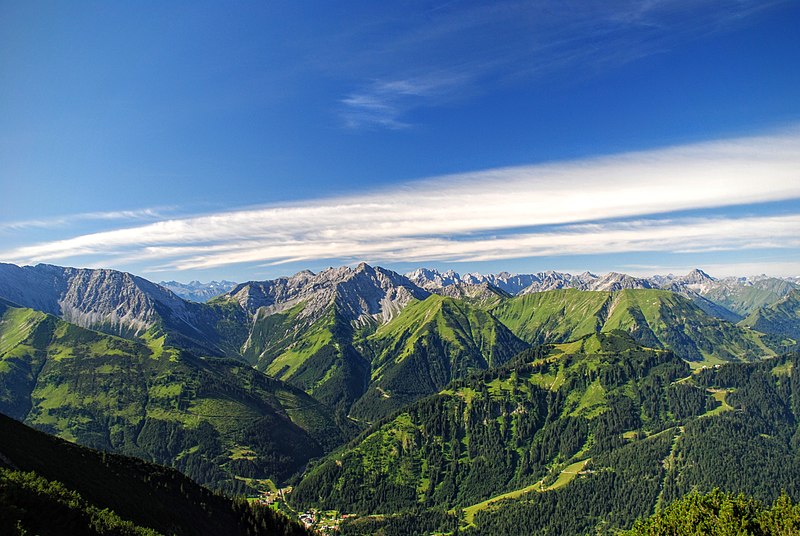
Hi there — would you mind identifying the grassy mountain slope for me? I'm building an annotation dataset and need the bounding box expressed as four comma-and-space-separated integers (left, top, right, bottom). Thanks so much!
233, 299, 370, 418
349, 295, 528, 421
0, 299, 344, 492
294, 331, 800, 535
493, 289, 775, 364
0, 412, 308, 536
202, 264, 426, 417
703, 278, 799, 316
491, 288, 608, 342
740, 289, 800, 342
293, 333, 688, 515
227, 292, 529, 423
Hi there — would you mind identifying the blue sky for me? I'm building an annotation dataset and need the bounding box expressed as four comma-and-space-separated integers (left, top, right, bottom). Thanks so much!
1, 1, 799, 282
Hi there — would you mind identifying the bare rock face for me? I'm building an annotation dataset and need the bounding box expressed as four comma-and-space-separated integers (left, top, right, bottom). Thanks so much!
464, 271, 546, 295
407, 267, 657, 295
0, 263, 191, 337
408, 267, 604, 296
407, 268, 543, 295
430, 282, 510, 307
517, 271, 598, 294
655, 268, 716, 293
227, 263, 429, 326
334, 263, 429, 326
406, 268, 462, 290
63, 269, 196, 336
227, 269, 317, 317
0, 263, 66, 315
585, 272, 653, 292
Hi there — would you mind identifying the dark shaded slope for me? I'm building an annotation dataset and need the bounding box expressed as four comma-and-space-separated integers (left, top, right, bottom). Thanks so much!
0, 412, 308, 536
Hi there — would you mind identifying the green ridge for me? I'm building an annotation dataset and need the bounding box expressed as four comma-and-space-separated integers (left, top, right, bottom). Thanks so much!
0, 302, 345, 493
294, 330, 800, 535
493, 289, 777, 364
293, 333, 692, 516
349, 295, 528, 421
740, 289, 800, 343
703, 278, 799, 316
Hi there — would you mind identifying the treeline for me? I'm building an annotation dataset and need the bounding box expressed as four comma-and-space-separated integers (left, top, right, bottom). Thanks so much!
339, 508, 459, 536
662, 352, 800, 505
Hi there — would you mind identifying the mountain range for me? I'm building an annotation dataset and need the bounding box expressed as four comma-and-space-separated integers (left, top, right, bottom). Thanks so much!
0, 260, 798, 534
407, 267, 799, 320
1, 262, 796, 420
159, 280, 238, 303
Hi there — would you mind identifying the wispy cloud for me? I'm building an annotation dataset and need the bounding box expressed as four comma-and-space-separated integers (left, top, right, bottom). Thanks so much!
2, 129, 799, 274
334, 0, 787, 129
0, 207, 171, 232
341, 73, 472, 129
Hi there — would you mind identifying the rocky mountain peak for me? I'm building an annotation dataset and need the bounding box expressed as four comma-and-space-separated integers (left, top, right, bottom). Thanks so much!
228, 264, 429, 326
587, 272, 653, 292
406, 267, 462, 289
0, 263, 191, 337
518, 271, 588, 294
429, 281, 510, 305
333, 264, 429, 325
662, 268, 718, 294
686, 268, 714, 282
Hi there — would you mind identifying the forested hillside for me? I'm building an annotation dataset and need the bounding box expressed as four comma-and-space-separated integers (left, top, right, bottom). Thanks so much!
294, 333, 800, 535
625, 489, 800, 535
0, 298, 346, 493
0, 412, 308, 536
461, 351, 800, 535
295, 333, 686, 515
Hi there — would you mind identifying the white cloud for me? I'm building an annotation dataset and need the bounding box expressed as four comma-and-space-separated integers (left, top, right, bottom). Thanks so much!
0, 207, 170, 232
1, 129, 799, 272
341, 73, 471, 129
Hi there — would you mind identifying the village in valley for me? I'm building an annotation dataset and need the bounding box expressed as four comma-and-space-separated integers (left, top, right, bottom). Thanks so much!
250, 482, 354, 534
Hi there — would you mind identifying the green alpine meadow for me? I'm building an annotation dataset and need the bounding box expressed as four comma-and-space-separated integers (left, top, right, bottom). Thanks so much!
0, 261, 798, 534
